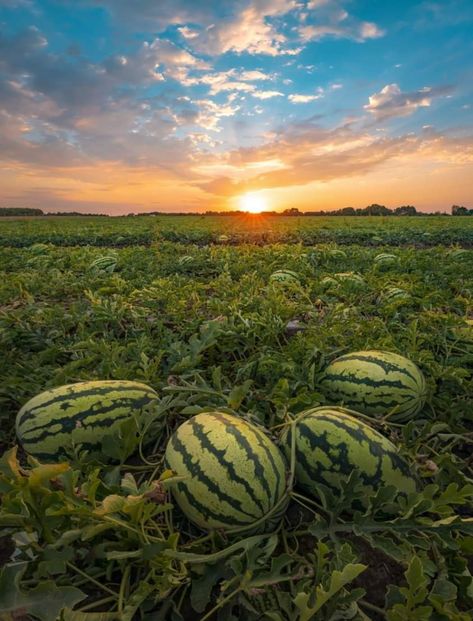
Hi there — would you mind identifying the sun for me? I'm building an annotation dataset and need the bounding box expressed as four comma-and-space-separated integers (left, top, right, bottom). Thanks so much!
239, 192, 267, 214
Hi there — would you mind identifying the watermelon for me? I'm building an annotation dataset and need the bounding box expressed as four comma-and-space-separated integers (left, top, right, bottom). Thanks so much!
269, 269, 300, 284
281, 407, 417, 502
320, 350, 426, 422
381, 287, 411, 304
165, 412, 288, 532
321, 272, 366, 292
16, 380, 160, 462
90, 254, 118, 273
327, 249, 347, 260
374, 253, 398, 270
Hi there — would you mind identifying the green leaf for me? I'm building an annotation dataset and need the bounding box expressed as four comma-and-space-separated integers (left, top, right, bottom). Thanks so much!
294, 563, 367, 620
0, 563, 86, 621
227, 380, 252, 409
190, 562, 228, 613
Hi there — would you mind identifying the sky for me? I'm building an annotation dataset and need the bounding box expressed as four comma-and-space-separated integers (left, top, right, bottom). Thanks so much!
0, 0, 472, 214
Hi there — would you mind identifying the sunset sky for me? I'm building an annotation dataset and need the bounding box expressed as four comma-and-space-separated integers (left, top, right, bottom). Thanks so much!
1, 0, 472, 213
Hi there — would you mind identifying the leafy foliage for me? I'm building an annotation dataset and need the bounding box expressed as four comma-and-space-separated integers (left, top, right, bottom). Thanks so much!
0, 216, 472, 619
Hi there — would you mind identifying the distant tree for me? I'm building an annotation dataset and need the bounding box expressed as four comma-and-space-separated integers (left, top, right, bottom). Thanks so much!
282, 207, 302, 216
451, 205, 470, 215
340, 207, 356, 216
0, 207, 44, 216
364, 204, 392, 216
394, 205, 417, 216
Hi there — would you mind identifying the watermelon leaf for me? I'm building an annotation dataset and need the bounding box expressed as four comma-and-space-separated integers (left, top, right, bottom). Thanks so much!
294, 562, 367, 619
0, 563, 86, 620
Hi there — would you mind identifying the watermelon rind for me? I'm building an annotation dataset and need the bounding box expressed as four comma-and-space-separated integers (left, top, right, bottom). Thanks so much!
165, 411, 288, 533
320, 350, 426, 422
16, 380, 160, 462
281, 406, 417, 503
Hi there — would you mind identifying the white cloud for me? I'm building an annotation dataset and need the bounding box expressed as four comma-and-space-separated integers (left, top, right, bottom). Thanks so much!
364, 83, 439, 119
239, 70, 272, 81
288, 87, 324, 104
252, 90, 284, 99
299, 2, 385, 43
288, 93, 322, 103
359, 21, 385, 40
178, 26, 199, 39
193, 98, 240, 131
187, 2, 301, 57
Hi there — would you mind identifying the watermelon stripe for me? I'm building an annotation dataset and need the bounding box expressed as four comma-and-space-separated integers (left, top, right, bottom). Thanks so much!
187, 418, 266, 513
207, 413, 273, 504
334, 354, 421, 386
169, 431, 260, 520
174, 480, 251, 527
17, 384, 156, 426
20, 413, 133, 446
322, 372, 418, 393
250, 425, 284, 498
19, 396, 151, 439
323, 392, 419, 413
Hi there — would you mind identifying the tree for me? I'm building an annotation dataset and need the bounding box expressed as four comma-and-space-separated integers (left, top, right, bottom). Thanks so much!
451, 205, 470, 216
394, 205, 417, 216
282, 207, 302, 216
0, 207, 44, 216
340, 207, 356, 216
364, 204, 392, 216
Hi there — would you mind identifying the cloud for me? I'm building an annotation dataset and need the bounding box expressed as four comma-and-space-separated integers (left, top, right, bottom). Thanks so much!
359, 22, 385, 39
364, 83, 453, 119
193, 98, 240, 131
80, 0, 301, 56
252, 90, 284, 99
189, 2, 301, 57
175, 68, 272, 94
300, 1, 385, 42
194, 120, 473, 199
288, 93, 323, 103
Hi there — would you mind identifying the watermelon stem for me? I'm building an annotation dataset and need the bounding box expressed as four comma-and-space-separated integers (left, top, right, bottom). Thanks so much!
66, 561, 118, 598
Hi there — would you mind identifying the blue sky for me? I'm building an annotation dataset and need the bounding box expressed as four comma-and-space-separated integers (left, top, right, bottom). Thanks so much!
0, 0, 472, 212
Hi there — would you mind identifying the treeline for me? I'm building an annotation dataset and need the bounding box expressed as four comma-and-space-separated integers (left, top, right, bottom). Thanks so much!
0, 207, 44, 216
452, 205, 473, 216
1, 204, 472, 217
0, 208, 109, 217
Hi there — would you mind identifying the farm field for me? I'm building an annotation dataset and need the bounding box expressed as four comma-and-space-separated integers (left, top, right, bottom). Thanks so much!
2, 214, 473, 247
0, 215, 472, 620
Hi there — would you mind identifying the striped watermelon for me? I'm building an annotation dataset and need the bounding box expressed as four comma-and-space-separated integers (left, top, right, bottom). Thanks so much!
269, 269, 301, 284
90, 254, 118, 273
321, 273, 366, 292
281, 407, 417, 502
381, 287, 411, 304
165, 412, 288, 532
374, 253, 398, 270
320, 350, 426, 422
16, 380, 160, 462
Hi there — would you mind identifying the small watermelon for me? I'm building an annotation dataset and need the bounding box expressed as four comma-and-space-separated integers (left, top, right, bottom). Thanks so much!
269, 269, 301, 285
374, 253, 398, 271
165, 412, 288, 532
281, 407, 417, 503
16, 380, 160, 462
320, 350, 426, 422
381, 287, 412, 304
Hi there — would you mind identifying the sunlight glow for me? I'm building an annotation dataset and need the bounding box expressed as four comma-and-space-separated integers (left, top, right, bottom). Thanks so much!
239, 192, 268, 214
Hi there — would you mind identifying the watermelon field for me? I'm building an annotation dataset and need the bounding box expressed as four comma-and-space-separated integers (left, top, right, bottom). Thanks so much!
0, 215, 472, 620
